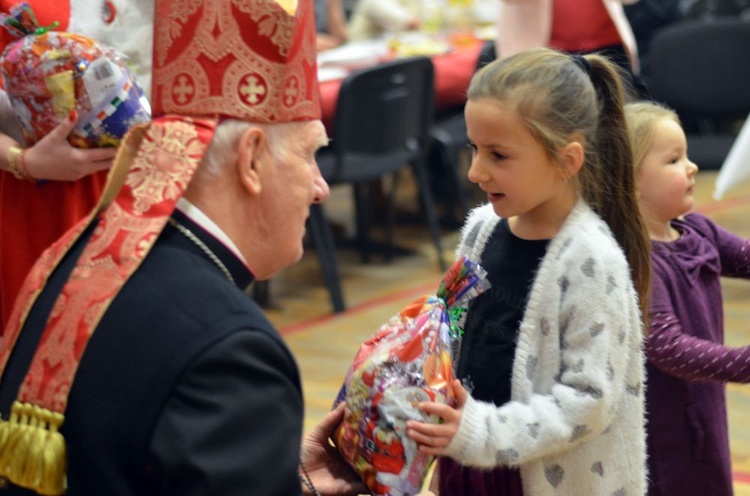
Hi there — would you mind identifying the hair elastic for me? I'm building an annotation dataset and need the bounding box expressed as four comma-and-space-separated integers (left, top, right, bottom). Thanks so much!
571, 54, 591, 76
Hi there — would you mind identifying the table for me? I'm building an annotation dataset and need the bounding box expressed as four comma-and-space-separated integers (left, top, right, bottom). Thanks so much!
317, 40, 484, 132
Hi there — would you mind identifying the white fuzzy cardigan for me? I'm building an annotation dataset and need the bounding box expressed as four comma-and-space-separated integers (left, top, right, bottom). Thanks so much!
444, 201, 647, 495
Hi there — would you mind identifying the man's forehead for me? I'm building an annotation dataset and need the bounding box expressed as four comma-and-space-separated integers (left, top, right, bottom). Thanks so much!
299, 120, 328, 149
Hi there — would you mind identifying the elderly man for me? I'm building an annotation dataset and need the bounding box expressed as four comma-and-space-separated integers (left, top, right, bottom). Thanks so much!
0, 1, 364, 495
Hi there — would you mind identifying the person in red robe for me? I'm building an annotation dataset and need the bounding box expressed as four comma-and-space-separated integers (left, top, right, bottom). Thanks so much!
0, 0, 152, 331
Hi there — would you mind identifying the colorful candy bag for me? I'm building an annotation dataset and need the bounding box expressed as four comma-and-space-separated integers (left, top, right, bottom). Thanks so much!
0, 3, 150, 148
333, 257, 490, 496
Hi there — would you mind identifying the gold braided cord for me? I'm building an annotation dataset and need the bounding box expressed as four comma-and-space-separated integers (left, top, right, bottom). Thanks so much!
0, 401, 66, 495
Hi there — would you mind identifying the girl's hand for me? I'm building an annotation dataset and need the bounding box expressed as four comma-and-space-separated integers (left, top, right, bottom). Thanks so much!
24, 111, 117, 181
406, 379, 468, 456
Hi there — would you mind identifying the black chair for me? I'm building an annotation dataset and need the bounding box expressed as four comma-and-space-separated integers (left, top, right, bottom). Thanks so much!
682, 0, 750, 19
253, 57, 445, 314
428, 40, 496, 221
647, 17, 750, 169
314, 56, 446, 275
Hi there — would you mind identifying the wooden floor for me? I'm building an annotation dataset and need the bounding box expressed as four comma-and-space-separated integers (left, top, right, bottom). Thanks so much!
261, 170, 750, 493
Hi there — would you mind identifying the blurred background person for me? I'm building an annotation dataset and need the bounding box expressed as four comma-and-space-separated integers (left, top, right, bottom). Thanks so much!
623, 0, 683, 88
348, 0, 421, 41
0, 0, 152, 331
495, 0, 648, 98
315, 0, 349, 50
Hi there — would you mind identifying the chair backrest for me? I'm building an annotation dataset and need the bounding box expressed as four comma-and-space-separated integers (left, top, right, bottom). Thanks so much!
682, 0, 750, 19
332, 56, 435, 157
648, 18, 750, 119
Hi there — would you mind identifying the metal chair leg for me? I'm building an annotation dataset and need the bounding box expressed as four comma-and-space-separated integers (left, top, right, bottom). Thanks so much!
412, 158, 446, 272
308, 203, 346, 313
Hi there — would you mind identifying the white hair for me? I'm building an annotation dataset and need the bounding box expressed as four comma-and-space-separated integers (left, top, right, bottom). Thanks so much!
198, 119, 296, 178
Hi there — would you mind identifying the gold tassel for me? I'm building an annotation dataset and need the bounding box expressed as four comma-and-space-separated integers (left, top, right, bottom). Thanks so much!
37, 410, 66, 496
9, 402, 36, 484
0, 401, 17, 456
0, 402, 31, 480
0, 401, 66, 495
22, 406, 48, 489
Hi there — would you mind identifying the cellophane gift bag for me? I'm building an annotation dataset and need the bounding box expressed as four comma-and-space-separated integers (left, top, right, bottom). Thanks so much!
333, 256, 489, 496
0, 2, 150, 148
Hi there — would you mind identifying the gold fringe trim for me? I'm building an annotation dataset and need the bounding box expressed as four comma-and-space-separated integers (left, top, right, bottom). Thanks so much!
0, 401, 66, 495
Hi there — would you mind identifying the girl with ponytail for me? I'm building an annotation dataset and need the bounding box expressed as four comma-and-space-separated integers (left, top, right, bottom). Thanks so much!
406, 48, 650, 495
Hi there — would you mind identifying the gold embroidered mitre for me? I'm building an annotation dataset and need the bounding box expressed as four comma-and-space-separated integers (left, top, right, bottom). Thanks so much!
151, 0, 320, 122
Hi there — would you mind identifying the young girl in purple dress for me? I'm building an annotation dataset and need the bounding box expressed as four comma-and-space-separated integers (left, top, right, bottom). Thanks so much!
625, 101, 750, 496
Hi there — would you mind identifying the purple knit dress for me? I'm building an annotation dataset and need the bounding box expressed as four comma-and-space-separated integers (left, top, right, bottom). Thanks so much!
645, 213, 750, 496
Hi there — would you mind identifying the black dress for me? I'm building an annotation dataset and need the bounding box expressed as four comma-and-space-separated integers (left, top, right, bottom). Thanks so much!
439, 218, 549, 496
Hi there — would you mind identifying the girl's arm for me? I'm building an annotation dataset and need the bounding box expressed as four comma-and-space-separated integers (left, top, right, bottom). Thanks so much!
647, 310, 750, 383
714, 222, 750, 278
409, 249, 642, 468
689, 213, 750, 278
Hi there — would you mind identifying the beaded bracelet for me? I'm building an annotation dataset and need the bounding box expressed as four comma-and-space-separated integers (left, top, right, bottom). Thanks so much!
6, 145, 34, 181
299, 462, 321, 496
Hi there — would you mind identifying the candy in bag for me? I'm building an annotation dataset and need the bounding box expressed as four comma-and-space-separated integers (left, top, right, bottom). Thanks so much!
333, 256, 489, 496
0, 3, 150, 148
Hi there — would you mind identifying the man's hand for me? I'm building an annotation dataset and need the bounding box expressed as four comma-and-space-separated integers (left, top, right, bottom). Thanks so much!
299, 402, 367, 496
24, 111, 117, 181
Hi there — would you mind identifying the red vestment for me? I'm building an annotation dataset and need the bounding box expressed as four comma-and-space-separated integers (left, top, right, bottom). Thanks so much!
0, 0, 108, 331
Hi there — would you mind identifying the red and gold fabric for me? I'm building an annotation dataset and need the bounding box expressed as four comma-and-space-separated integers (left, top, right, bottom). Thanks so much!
0, 8, 151, 148
151, 0, 320, 122
0, 0, 109, 333
0, 115, 216, 495
0, 0, 320, 494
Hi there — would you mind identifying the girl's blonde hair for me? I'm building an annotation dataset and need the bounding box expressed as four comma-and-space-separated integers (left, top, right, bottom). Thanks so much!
467, 47, 651, 319
624, 101, 681, 170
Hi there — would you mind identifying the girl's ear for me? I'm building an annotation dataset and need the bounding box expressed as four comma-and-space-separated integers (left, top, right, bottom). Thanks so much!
237, 127, 265, 196
560, 139, 585, 181
633, 167, 644, 198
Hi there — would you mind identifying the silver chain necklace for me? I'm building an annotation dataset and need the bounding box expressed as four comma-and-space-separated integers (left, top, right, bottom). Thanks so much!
168, 218, 235, 285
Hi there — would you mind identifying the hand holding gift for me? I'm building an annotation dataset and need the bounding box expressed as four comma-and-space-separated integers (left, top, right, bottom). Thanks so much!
0, 2, 150, 150
332, 257, 489, 496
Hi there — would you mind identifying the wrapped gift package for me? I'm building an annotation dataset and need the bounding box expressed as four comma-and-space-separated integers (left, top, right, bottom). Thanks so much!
333, 257, 489, 496
0, 3, 150, 148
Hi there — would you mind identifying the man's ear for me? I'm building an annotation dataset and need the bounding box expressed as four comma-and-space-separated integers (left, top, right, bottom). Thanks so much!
560, 138, 585, 181
237, 127, 265, 196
